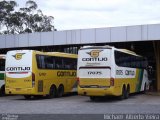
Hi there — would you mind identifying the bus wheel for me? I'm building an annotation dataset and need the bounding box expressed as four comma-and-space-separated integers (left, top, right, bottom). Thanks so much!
0, 85, 5, 96
125, 85, 130, 99
24, 95, 31, 100
90, 96, 96, 101
119, 85, 126, 100
48, 85, 57, 99
57, 85, 64, 98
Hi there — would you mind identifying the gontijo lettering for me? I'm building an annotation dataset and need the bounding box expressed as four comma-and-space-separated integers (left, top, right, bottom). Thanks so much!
57, 71, 76, 77
6, 67, 30, 71
82, 57, 107, 61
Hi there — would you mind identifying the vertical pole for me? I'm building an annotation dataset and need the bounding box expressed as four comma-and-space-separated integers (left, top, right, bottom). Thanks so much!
157, 41, 160, 92
154, 41, 160, 92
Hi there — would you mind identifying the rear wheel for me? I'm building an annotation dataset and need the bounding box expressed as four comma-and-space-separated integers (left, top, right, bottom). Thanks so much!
119, 85, 126, 100
57, 85, 64, 97
125, 85, 130, 99
24, 95, 31, 100
47, 85, 57, 99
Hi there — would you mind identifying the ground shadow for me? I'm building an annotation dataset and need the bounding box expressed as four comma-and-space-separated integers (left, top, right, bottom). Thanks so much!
13, 92, 78, 101
85, 92, 145, 103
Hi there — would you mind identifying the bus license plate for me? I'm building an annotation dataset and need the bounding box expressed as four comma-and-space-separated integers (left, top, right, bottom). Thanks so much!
16, 88, 21, 91
90, 85, 98, 88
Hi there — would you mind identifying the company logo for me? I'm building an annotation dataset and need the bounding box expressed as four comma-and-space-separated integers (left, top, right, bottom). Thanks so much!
12, 53, 25, 60
82, 50, 107, 61
87, 50, 103, 58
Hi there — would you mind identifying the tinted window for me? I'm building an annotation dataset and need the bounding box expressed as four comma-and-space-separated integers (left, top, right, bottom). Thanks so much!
36, 55, 45, 69
115, 51, 147, 69
36, 55, 77, 70
63, 58, 77, 70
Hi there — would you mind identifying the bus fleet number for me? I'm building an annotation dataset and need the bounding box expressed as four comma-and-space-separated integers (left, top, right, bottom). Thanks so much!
88, 71, 102, 75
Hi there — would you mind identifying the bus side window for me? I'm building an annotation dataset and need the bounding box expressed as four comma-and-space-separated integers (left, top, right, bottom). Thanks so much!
44, 56, 54, 69
55, 57, 63, 69
63, 58, 69, 70
115, 51, 146, 69
72, 59, 77, 70
63, 58, 77, 70
36, 55, 45, 69
36, 55, 41, 69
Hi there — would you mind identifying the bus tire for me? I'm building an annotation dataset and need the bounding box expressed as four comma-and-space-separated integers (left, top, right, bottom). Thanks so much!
119, 85, 126, 100
125, 85, 130, 99
24, 95, 31, 100
48, 85, 57, 99
57, 85, 64, 98
90, 96, 96, 101
0, 85, 5, 96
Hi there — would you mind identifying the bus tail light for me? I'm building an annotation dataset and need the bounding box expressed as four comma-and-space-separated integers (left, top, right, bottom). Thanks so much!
32, 72, 35, 87
110, 78, 114, 86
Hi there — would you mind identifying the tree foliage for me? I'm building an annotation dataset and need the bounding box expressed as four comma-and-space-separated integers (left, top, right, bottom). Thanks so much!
0, 0, 55, 34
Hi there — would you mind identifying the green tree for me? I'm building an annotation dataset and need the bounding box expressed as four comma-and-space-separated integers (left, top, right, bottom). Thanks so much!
0, 0, 17, 34
0, 0, 55, 34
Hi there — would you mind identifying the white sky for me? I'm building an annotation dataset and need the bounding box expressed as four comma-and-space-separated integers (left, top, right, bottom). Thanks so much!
15, 0, 160, 30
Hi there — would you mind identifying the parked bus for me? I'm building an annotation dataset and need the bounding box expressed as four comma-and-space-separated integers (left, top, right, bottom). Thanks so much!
5, 50, 77, 99
77, 46, 149, 101
0, 55, 5, 96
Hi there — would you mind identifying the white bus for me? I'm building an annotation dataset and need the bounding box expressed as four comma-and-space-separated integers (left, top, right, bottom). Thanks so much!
77, 46, 150, 100
0, 55, 5, 96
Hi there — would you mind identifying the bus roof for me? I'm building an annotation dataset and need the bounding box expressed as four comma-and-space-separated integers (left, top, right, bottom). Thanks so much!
34, 50, 77, 58
80, 45, 142, 57
80, 45, 113, 50
7, 50, 77, 58
43, 52, 77, 58
115, 49, 142, 57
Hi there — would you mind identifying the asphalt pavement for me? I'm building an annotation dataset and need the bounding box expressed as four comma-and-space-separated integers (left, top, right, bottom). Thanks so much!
0, 93, 160, 120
